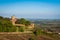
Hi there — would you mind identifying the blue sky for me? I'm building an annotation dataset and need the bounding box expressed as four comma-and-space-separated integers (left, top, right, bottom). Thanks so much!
0, 0, 60, 19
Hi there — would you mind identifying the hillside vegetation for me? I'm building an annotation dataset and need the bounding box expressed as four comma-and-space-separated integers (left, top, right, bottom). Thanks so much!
0, 16, 31, 32
0, 16, 60, 40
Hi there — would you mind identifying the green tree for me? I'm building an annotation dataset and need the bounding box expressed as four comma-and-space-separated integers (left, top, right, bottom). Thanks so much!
33, 28, 41, 36
0, 16, 3, 19
0, 23, 2, 32
19, 26, 24, 32
19, 18, 26, 24
0, 16, 17, 32
25, 21, 31, 26
4, 17, 10, 21
16, 18, 31, 26
29, 37, 34, 40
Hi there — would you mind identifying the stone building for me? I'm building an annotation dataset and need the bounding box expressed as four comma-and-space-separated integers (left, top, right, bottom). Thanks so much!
11, 16, 16, 25
11, 16, 34, 30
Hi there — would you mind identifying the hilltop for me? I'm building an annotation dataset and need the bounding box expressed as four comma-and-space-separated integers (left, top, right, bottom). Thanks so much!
0, 16, 60, 40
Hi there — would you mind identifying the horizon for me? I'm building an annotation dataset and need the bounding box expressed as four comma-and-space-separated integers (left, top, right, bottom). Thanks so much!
0, 15, 60, 19
0, 0, 60, 19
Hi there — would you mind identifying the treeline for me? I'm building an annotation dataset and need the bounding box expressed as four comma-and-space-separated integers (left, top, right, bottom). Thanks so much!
15, 18, 31, 26
0, 16, 31, 32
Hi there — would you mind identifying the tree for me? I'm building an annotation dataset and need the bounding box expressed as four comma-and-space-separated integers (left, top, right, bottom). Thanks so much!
19, 18, 26, 24
19, 26, 24, 32
4, 17, 10, 21
0, 16, 3, 19
25, 21, 31, 26
33, 28, 41, 36
0, 22, 2, 32
29, 37, 34, 40
16, 18, 31, 26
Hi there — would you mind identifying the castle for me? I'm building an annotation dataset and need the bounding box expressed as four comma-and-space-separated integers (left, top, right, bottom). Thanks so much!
11, 16, 34, 29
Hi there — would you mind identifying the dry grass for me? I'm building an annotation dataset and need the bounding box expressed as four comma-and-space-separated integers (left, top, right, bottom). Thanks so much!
0, 33, 58, 40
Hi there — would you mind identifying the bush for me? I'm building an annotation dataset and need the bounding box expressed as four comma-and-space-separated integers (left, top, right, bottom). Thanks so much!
19, 26, 24, 32
33, 28, 41, 36
29, 37, 34, 40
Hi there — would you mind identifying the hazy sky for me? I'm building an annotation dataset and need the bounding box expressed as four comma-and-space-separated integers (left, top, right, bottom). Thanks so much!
0, 0, 60, 19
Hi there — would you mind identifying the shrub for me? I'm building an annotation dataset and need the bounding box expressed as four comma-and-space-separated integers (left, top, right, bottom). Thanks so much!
19, 26, 24, 32
33, 28, 41, 36
29, 37, 34, 40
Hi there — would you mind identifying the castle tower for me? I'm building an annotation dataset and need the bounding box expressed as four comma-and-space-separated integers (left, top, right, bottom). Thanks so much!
11, 16, 16, 25
31, 23, 34, 28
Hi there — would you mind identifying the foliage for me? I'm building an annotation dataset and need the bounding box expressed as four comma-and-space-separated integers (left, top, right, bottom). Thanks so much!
0, 16, 31, 32
19, 18, 26, 24
16, 18, 31, 26
25, 21, 31, 26
29, 37, 34, 40
0, 25, 2, 32
0, 16, 16, 32
19, 26, 24, 32
0, 16, 3, 19
33, 28, 41, 36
